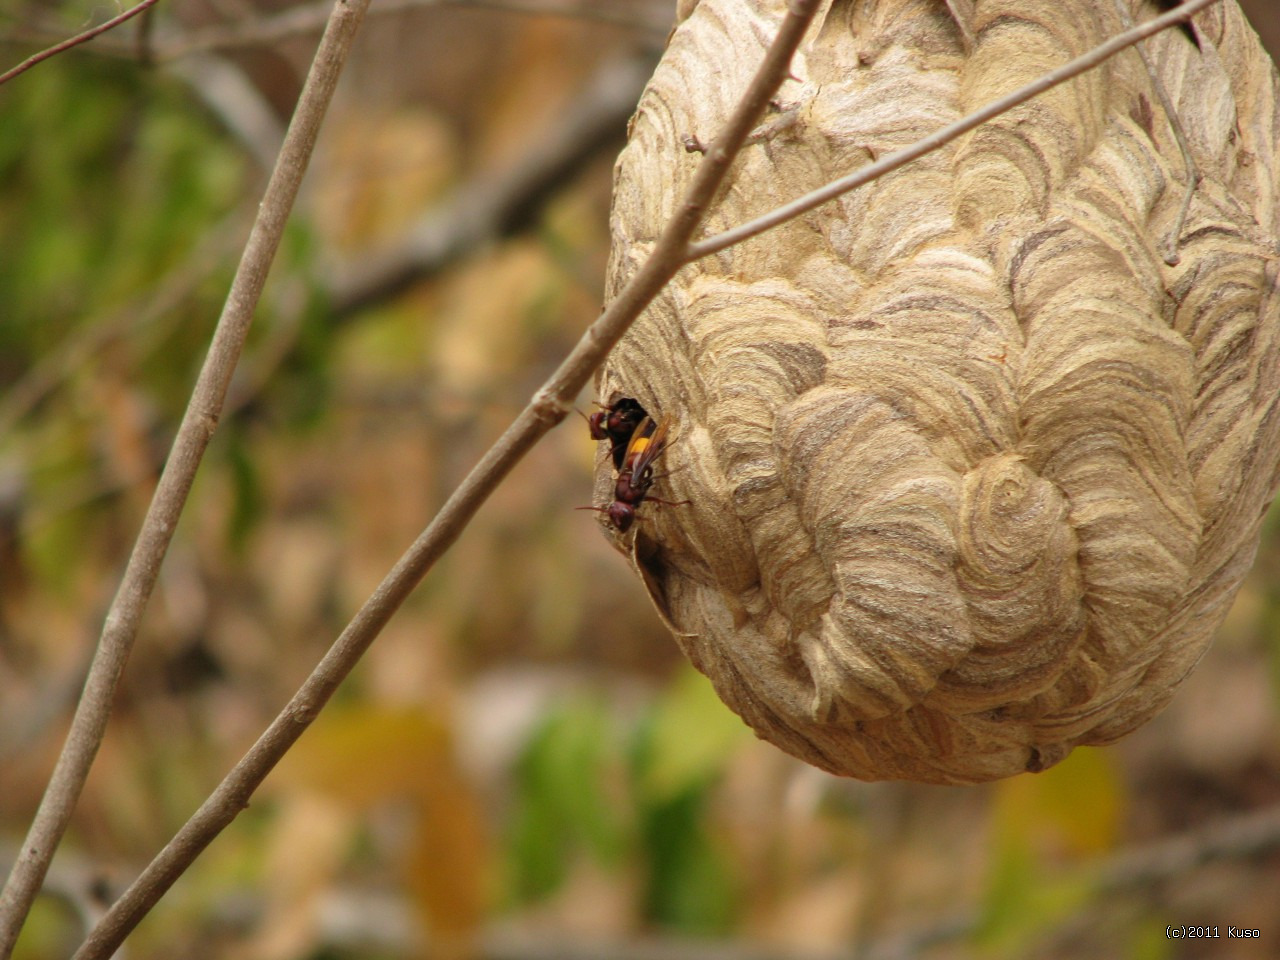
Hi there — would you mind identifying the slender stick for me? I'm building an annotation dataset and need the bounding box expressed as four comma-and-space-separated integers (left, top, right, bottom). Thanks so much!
158, 0, 665, 59
1109, 0, 1202, 265
0, 0, 373, 956
1, 0, 668, 65
686, 0, 1223, 261
37, 0, 1226, 954
0, 0, 161, 86
69, 3, 825, 956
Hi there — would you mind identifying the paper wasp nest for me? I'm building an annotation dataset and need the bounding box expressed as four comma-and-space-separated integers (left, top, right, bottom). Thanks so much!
596, 0, 1280, 783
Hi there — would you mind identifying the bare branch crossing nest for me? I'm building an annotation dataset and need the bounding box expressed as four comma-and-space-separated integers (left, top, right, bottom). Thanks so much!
595, 0, 1280, 783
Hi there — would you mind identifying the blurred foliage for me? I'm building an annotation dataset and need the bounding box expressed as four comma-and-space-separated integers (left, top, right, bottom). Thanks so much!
507, 695, 630, 904
500, 668, 752, 933
636, 662, 754, 807
274, 704, 489, 959
0, 60, 239, 358
1, 2, 1279, 960
0, 54, 242, 586
631, 668, 752, 934
977, 749, 1123, 957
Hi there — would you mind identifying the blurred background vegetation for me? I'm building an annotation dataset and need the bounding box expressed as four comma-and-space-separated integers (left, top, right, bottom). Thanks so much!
1, 1, 1278, 958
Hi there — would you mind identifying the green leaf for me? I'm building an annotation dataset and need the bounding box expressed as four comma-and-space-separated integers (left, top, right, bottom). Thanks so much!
637, 785, 738, 935
505, 696, 630, 903
634, 666, 750, 805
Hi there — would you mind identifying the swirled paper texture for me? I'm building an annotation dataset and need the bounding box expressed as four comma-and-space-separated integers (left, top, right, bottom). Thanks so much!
598, 0, 1280, 783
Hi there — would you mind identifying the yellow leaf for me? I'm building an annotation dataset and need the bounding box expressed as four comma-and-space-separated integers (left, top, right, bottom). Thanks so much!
275, 704, 490, 956
992, 746, 1125, 859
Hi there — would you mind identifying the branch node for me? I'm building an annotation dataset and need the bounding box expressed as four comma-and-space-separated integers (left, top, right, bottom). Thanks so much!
530, 392, 570, 428
745, 105, 799, 146
682, 134, 708, 154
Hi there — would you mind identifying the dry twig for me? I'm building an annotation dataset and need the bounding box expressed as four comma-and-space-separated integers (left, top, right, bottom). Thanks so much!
329, 52, 653, 314
687, 0, 1225, 260
68, 2, 826, 955
0, 0, 669, 64
0, 0, 374, 954
1109, 0, 1202, 265
0, 0, 160, 86
158, 0, 669, 59
1, 0, 1236, 954
72, 1, 1234, 953
176, 801, 1280, 957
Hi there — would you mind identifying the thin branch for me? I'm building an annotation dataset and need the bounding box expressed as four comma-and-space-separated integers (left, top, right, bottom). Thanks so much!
135, 0, 158, 64
864, 801, 1280, 960
69, 3, 825, 956
0, 0, 161, 86
329, 52, 653, 315
168, 52, 288, 170
155, 0, 667, 61
1109, 0, 1202, 265
458, 0, 669, 30
0, 217, 244, 441
17, 0, 1227, 954
0, 0, 667, 67
0, 845, 117, 949
686, 0, 1225, 262
0, 0, 374, 955
68, 1, 1231, 952
1093, 799, 1280, 891
181, 801, 1280, 958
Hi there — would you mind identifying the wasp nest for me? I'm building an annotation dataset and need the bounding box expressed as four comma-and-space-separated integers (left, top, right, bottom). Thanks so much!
595, 0, 1280, 784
